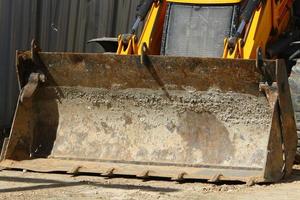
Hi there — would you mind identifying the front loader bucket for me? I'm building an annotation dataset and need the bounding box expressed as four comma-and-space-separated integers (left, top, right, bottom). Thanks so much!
0, 50, 297, 183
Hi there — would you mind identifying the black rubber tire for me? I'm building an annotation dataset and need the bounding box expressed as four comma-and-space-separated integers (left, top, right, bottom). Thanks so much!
288, 60, 300, 163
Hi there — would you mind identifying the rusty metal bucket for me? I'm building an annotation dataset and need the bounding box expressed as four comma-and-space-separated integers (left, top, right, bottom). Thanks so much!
0, 47, 297, 183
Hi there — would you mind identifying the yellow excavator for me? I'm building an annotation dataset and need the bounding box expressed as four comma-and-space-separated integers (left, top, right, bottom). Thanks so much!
1, 0, 300, 184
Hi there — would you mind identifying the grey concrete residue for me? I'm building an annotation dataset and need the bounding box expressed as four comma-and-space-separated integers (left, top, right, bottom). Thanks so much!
58, 86, 272, 127
30, 86, 273, 168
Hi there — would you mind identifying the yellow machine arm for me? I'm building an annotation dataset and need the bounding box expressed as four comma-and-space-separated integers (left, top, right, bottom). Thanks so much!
223, 0, 293, 59
117, 0, 294, 59
117, 0, 166, 55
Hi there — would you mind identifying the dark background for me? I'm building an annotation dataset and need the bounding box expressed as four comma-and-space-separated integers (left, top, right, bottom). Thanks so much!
0, 0, 142, 130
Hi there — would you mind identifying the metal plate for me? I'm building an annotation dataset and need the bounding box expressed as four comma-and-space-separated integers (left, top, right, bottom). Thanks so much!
2, 52, 293, 183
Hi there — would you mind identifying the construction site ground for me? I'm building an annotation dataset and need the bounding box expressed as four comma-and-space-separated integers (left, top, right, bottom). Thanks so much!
0, 165, 299, 200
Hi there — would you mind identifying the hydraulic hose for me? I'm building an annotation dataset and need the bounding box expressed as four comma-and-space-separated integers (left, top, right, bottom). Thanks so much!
131, 0, 155, 34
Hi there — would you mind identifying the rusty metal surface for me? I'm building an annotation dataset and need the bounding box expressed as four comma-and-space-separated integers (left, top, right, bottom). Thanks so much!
20, 73, 45, 102
18, 51, 276, 95
1, 51, 296, 183
261, 61, 297, 181
0, 159, 265, 182
275, 60, 298, 178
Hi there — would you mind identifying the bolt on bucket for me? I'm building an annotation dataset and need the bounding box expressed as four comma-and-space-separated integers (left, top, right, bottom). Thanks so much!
0, 49, 297, 183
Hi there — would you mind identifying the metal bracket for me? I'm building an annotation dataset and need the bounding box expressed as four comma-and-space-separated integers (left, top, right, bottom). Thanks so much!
121, 34, 134, 45
256, 47, 273, 85
20, 39, 46, 102
259, 82, 278, 108
141, 42, 148, 65
31, 39, 42, 66
20, 72, 45, 102
20, 39, 45, 102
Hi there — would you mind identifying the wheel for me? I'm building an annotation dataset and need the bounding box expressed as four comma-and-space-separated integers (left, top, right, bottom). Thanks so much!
288, 60, 300, 163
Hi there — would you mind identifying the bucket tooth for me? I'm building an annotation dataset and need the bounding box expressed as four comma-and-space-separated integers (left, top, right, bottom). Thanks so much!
171, 172, 187, 181
208, 173, 223, 183
136, 170, 151, 178
102, 168, 116, 177
246, 177, 258, 186
67, 165, 82, 176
